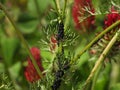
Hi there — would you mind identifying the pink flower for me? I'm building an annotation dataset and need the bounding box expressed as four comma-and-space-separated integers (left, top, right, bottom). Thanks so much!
72, 0, 95, 31
24, 47, 44, 83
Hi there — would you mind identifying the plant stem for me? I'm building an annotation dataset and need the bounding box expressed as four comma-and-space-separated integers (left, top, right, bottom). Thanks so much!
83, 29, 120, 90
56, 0, 61, 14
33, 0, 41, 20
53, 0, 60, 15
0, 3, 43, 78
63, 0, 67, 18
70, 20, 120, 64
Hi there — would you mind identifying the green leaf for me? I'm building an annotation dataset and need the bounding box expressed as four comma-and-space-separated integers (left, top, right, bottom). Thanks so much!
94, 64, 111, 90
110, 83, 120, 90
17, 11, 39, 35
1, 36, 19, 67
9, 62, 21, 79
17, 12, 37, 23
17, 20, 39, 34
0, 0, 6, 4
0, 63, 5, 73
0, 10, 5, 23
94, 76, 108, 90
28, 0, 53, 14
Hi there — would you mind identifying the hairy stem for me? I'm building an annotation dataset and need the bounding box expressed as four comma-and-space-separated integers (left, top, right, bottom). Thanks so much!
70, 20, 120, 64
0, 3, 43, 78
83, 29, 120, 90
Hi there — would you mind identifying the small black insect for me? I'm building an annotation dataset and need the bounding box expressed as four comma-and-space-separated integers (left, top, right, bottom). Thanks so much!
52, 79, 62, 90
57, 22, 64, 45
51, 61, 70, 90
51, 70, 64, 90
63, 62, 70, 70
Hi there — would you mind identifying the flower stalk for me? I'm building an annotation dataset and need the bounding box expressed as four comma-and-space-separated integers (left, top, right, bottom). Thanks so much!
83, 29, 120, 90
53, 0, 60, 15
70, 20, 120, 65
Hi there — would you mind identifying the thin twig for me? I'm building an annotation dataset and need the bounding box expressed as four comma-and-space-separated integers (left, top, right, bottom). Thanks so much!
83, 29, 120, 90
0, 3, 43, 78
70, 20, 120, 64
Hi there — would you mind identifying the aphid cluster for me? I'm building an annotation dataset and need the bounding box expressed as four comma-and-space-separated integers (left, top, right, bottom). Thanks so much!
57, 22, 64, 45
51, 61, 70, 90
51, 22, 70, 90
51, 69, 64, 90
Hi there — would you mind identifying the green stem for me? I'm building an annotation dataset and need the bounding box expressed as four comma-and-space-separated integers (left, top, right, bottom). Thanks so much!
33, 0, 41, 20
53, 0, 60, 15
0, 3, 43, 78
83, 29, 120, 90
63, 0, 67, 18
70, 20, 120, 64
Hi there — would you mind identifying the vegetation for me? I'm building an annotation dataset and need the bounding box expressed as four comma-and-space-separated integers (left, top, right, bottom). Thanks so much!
0, 0, 120, 90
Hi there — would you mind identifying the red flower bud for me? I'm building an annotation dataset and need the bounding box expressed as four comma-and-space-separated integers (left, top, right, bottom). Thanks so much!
24, 47, 44, 83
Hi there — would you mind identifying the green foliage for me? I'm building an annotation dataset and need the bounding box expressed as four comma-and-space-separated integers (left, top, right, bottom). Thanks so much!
110, 83, 120, 90
0, 73, 14, 90
0, 0, 120, 90
1, 36, 19, 67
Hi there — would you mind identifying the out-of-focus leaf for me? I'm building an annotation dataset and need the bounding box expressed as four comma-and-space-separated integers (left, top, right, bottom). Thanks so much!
94, 76, 108, 90
28, 0, 53, 15
17, 12, 38, 34
94, 64, 111, 90
0, 63, 5, 73
75, 38, 89, 67
9, 61, 21, 79
17, 19, 39, 34
110, 83, 120, 90
1, 36, 19, 67
0, 10, 5, 23
0, 0, 6, 4
17, 12, 37, 23
37, 0, 53, 13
